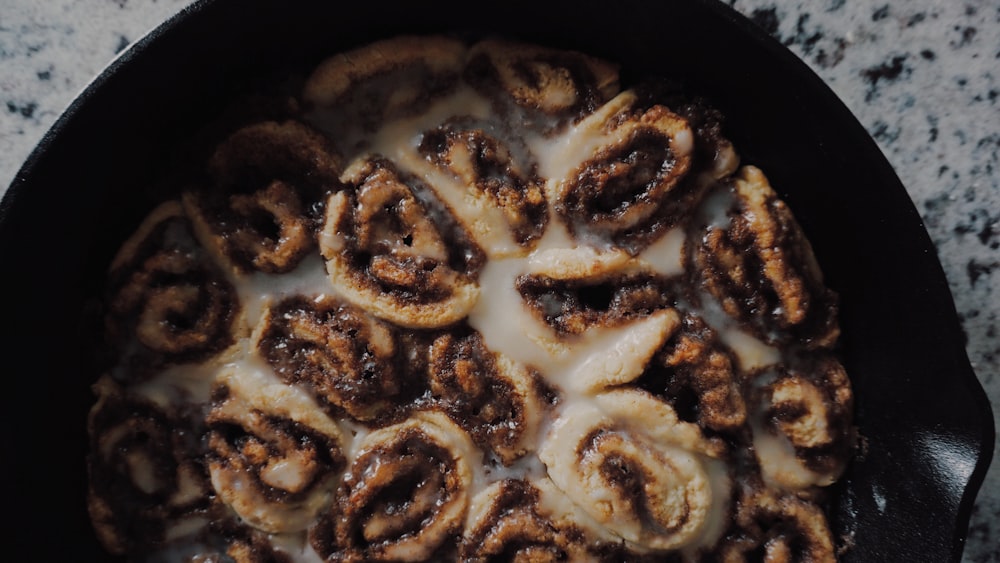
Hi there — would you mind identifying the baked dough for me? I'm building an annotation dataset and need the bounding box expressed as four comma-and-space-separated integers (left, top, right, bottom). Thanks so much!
88, 35, 854, 562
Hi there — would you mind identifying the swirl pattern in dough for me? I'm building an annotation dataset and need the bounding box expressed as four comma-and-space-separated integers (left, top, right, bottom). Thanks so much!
183, 120, 342, 275
256, 295, 404, 422
634, 87, 741, 181
418, 120, 548, 253
464, 38, 619, 120
205, 368, 347, 533
104, 202, 241, 380
310, 411, 477, 561
636, 313, 747, 432
517, 246, 676, 336
304, 35, 465, 128
691, 165, 839, 348
87, 376, 214, 555
461, 479, 592, 562
320, 156, 483, 328
750, 357, 855, 490
719, 485, 837, 562
539, 389, 729, 553
424, 327, 547, 464
548, 91, 720, 252
88, 34, 854, 561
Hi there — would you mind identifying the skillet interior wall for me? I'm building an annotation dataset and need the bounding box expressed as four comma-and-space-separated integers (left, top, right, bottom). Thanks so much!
0, 0, 989, 560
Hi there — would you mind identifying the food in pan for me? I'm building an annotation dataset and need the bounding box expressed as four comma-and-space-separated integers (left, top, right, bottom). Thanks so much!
88, 35, 855, 561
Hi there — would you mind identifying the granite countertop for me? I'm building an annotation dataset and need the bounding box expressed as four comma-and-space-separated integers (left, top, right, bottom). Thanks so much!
1, 0, 996, 560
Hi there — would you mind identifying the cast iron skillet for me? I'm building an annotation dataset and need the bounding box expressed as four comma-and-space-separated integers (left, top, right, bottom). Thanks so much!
0, 0, 992, 560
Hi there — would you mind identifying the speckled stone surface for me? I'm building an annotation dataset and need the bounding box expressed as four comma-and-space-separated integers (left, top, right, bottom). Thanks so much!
1, 0, 996, 559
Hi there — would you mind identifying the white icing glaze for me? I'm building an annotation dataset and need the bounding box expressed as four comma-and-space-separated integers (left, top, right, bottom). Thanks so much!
719, 328, 782, 371
751, 419, 833, 489
531, 90, 638, 183
375, 88, 525, 258
637, 226, 686, 277
233, 253, 336, 327
96, 37, 847, 562
562, 309, 679, 393
694, 291, 781, 371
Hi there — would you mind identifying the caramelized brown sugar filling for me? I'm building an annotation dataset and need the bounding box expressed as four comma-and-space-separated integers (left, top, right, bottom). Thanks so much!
89, 35, 854, 562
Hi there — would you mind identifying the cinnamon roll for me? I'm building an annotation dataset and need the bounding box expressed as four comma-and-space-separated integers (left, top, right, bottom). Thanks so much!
719, 485, 837, 562
425, 327, 547, 465
105, 202, 241, 380
255, 295, 405, 423
183, 120, 342, 275
304, 36, 465, 128
690, 165, 839, 349
461, 479, 591, 562
636, 313, 747, 432
90, 34, 855, 561
750, 358, 855, 490
539, 389, 729, 553
547, 91, 709, 251
320, 156, 482, 328
516, 246, 676, 336
87, 376, 215, 556
633, 87, 741, 181
205, 368, 347, 534
222, 534, 294, 563
199, 519, 297, 563
562, 309, 682, 394
417, 121, 548, 255
310, 411, 477, 561
464, 38, 619, 121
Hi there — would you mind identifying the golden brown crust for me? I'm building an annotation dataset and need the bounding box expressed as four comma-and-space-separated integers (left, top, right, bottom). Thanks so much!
418, 121, 549, 251
465, 38, 620, 119
320, 157, 482, 328
205, 368, 347, 533
309, 411, 476, 561
424, 328, 546, 465
691, 166, 839, 348
87, 376, 215, 555
104, 202, 242, 380
255, 295, 405, 423
183, 120, 342, 275
304, 35, 465, 127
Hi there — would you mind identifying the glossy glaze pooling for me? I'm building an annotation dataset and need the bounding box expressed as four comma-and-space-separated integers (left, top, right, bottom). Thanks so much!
0, 0, 994, 561
83, 35, 861, 561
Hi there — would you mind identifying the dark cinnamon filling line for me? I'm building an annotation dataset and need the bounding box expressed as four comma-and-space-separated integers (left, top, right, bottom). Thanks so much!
89, 35, 852, 562
257, 296, 406, 423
